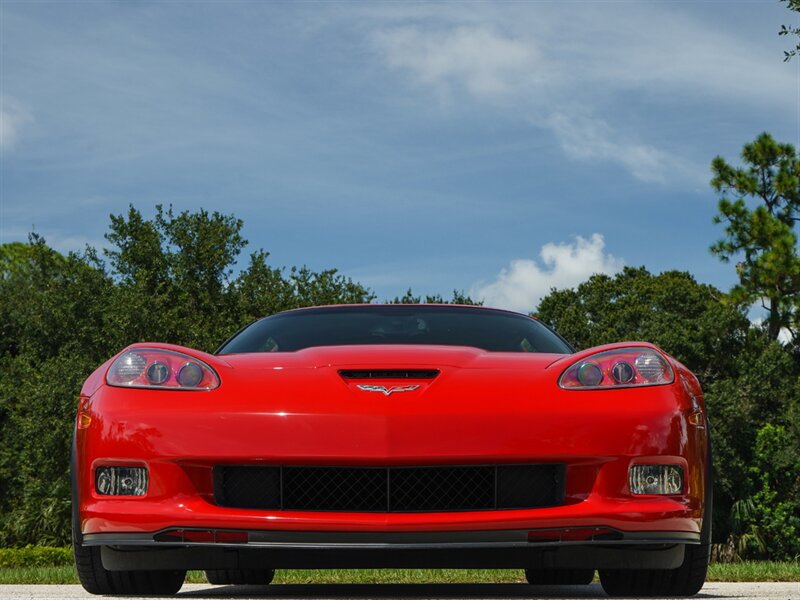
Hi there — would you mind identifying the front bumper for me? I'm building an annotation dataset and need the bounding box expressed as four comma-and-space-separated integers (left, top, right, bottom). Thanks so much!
89, 527, 697, 570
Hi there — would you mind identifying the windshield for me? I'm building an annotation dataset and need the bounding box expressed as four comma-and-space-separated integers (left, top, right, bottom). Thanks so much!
218, 305, 572, 354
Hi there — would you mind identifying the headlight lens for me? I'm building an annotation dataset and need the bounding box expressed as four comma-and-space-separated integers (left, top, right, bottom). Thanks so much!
559, 347, 673, 390
107, 348, 219, 390
110, 352, 147, 383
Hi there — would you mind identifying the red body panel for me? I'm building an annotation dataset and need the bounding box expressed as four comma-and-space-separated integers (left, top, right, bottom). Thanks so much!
76, 339, 708, 539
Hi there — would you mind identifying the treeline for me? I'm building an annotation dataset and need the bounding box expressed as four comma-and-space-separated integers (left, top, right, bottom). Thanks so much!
0, 135, 799, 559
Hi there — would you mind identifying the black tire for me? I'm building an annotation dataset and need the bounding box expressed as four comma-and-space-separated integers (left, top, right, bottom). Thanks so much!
205, 568, 275, 585
599, 541, 710, 597
525, 568, 594, 585
599, 440, 713, 597
73, 532, 185, 596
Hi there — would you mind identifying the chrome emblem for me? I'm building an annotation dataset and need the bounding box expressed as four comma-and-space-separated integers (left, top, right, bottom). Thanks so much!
356, 384, 420, 396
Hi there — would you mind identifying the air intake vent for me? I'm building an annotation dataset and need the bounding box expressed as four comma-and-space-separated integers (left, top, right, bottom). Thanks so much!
339, 369, 439, 380
214, 464, 565, 512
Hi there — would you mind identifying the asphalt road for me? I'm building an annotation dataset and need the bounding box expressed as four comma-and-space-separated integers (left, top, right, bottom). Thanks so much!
0, 583, 797, 599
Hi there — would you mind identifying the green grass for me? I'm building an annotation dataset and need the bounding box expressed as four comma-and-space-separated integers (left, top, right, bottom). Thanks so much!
1, 562, 799, 585
0, 566, 78, 585
707, 561, 800, 582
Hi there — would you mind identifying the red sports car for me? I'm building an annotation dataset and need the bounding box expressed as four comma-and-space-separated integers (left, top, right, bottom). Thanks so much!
72, 304, 711, 596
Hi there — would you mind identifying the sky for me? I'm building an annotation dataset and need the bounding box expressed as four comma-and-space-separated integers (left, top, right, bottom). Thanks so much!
1, 0, 798, 311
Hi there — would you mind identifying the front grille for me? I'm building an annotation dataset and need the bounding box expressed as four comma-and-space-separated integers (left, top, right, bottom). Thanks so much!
214, 464, 565, 512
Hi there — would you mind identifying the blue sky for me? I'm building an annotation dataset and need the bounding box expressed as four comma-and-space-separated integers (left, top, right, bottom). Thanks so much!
1, 0, 798, 310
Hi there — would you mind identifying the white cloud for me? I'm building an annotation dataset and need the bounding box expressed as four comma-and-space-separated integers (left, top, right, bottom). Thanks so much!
471, 234, 624, 313
368, 4, 796, 184
0, 96, 33, 150
368, 4, 793, 108
545, 113, 705, 184
372, 26, 539, 102
778, 328, 795, 345
371, 24, 682, 181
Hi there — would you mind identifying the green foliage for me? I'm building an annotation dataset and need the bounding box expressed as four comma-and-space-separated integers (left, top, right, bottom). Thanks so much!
703, 133, 800, 558
705, 339, 799, 499
103, 205, 246, 351
389, 289, 482, 305
710, 133, 800, 342
0, 545, 72, 568
0, 206, 373, 546
780, 0, 800, 61
723, 423, 800, 561
744, 424, 800, 560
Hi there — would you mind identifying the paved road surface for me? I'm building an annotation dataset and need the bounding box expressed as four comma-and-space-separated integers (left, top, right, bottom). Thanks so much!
0, 583, 797, 599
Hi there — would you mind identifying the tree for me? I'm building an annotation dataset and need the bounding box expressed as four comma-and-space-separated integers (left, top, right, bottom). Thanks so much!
104, 205, 247, 351
232, 254, 375, 325
389, 289, 482, 305
779, 0, 800, 61
710, 133, 800, 342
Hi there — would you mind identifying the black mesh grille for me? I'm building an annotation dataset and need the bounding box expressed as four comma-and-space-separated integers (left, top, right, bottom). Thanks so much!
283, 467, 388, 511
389, 466, 494, 511
214, 464, 564, 512
215, 466, 281, 509
496, 464, 565, 508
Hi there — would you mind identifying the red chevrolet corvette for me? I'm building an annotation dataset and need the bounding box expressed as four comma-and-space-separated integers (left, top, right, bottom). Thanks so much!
72, 304, 711, 596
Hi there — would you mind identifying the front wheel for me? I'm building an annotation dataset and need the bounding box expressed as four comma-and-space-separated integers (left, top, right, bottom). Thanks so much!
598, 541, 710, 597
73, 532, 185, 596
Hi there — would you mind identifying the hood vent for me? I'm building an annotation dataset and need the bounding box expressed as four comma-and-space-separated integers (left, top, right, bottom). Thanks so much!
339, 369, 439, 380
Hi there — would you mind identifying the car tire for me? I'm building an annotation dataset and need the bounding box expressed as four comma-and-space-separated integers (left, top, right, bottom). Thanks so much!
525, 568, 594, 585
205, 569, 275, 585
599, 440, 713, 597
598, 540, 710, 597
72, 534, 186, 596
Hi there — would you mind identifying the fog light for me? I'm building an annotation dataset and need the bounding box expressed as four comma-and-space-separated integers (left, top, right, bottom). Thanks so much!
629, 464, 683, 495
95, 466, 148, 496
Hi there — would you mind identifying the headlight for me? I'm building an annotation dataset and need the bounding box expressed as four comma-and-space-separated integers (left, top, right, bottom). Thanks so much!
559, 347, 674, 390
107, 348, 220, 390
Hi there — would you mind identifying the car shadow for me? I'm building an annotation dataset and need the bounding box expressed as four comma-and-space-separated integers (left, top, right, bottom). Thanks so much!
179, 583, 604, 598
178, 582, 719, 598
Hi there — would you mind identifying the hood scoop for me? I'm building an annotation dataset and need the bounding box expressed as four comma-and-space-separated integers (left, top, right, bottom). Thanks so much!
339, 369, 440, 380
